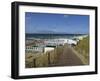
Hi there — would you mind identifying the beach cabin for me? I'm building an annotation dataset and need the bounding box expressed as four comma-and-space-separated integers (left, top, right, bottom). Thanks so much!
26, 45, 44, 53
44, 47, 54, 53
67, 39, 77, 45
26, 45, 55, 53
73, 35, 88, 41
44, 39, 77, 46
44, 39, 65, 46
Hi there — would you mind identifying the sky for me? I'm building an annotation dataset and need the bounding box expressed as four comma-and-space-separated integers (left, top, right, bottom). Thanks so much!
25, 12, 89, 34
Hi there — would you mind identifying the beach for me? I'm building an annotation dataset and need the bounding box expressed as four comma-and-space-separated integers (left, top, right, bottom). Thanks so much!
25, 34, 89, 68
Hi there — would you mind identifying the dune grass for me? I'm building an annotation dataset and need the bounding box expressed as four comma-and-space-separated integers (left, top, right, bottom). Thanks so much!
74, 36, 89, 64
25, 46, 64, 68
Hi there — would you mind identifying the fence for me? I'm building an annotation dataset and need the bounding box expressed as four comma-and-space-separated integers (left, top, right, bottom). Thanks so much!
25, 45, 64, 68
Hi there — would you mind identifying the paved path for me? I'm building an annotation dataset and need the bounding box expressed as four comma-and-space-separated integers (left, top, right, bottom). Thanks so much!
50, 46, 83, 66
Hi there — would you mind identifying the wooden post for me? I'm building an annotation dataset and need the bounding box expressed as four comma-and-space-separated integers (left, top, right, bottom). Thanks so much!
33, 59, 36, 67
48, 53, 50, 65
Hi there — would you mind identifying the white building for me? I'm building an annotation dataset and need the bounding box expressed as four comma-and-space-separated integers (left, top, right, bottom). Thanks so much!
67, 39, 77, 45
26, 46, 44, 53
25, 38, 80, 53
44, 47, 54, 53
26, 45, 55, 53
44, 38, 77, 46
73, 35, 88, 40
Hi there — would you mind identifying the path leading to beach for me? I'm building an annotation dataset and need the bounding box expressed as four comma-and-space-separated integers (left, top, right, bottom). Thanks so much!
50, 46, 84, 66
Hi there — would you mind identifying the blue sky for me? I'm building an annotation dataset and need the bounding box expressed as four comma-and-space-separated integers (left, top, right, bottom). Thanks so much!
25, 12, 89, 34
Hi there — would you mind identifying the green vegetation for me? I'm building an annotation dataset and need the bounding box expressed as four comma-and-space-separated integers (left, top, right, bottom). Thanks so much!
74, 36, 89, 64
25, 46, 64, 68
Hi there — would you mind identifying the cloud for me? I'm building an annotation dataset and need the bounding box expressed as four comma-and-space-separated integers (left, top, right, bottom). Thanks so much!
63, 15, 69, 18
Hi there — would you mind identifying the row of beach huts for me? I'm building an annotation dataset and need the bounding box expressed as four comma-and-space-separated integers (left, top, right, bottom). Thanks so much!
25, 35, 88, 53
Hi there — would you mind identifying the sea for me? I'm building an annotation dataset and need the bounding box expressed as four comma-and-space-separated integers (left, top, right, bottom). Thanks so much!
26, 34, 86, 39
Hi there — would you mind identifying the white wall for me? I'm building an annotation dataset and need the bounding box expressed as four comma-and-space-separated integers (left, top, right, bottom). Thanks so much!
0, 0, 99, 81
44, 47, 54, 53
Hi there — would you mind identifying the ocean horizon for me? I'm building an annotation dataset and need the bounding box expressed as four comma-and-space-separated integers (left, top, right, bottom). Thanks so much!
26, 33, 88, 39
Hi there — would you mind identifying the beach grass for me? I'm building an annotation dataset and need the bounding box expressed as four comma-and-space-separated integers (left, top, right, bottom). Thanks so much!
25, 45, 64, 68
74, 36, 89, 64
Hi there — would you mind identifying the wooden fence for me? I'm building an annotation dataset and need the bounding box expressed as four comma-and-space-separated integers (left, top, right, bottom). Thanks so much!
25, 46, 64, 68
